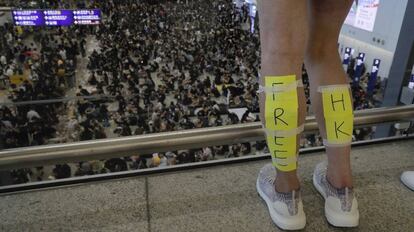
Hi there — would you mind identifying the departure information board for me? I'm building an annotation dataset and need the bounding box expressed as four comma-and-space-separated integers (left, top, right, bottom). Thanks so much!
12, 9, 101, 26
73, 10, 101, 25
44, 10, 73, 26
12, 10, 44, 26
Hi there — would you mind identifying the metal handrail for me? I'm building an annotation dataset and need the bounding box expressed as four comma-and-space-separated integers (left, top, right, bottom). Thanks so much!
0, 105, 413, 170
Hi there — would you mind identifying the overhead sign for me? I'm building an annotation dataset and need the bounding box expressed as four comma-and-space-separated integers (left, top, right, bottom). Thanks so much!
44, 10, 73, 26
12, 10, 44, 26
73, 10, 101, 25
12, 9, 101, 26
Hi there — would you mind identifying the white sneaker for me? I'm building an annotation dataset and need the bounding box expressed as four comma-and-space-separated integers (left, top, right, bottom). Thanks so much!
401, 171, 414, 190
313, 162, 359, 227
256, 164, 306, 230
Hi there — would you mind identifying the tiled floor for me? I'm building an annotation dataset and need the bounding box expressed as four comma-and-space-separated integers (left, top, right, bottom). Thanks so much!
0, 139, 413, 232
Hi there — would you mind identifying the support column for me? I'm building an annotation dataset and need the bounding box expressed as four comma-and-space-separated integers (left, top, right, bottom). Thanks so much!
375, 1, 414, 138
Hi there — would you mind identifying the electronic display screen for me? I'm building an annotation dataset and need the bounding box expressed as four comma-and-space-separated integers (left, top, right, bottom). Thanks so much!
344, 0, 380, 32
12, 10, 44, 26
12, 9, 101, 26
73, 10, 101, 25
44, 10, 73, 26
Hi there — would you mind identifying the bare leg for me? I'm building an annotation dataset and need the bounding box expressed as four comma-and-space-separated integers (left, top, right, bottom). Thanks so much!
305, 0, 354, 188
258, 0, 308, 193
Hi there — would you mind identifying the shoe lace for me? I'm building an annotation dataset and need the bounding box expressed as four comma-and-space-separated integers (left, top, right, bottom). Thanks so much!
263, 175, 274, 184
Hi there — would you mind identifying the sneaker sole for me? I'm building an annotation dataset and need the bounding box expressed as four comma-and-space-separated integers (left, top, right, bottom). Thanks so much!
400, 176, 414, 191
256, 178, 306, 230
312, 173, 359, 227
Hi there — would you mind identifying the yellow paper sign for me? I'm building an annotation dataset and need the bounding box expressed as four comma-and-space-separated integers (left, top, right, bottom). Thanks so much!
322, 87, 353, 117
266, 134, 297, 171
264, 75, 298, 131
324, 115, 353, 143
263, 75, 299, 171
321, 87, 353, 144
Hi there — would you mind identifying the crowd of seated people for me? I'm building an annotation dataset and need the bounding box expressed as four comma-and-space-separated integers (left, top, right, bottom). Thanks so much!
0, 0, 386, 185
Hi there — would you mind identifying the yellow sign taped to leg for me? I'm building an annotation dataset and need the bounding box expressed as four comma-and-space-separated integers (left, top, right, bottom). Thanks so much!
266, 134, 298, 171
264, 75, 298, 130
263, 75, 299, 171
258, 79, 304, 93
320, 85, 354, 145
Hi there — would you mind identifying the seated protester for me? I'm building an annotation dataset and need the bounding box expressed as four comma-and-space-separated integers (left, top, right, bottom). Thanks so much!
241, 110, 255, 123
11, 169, 32, 184
31, 124, 47, 146
159, 154, 168, 167
176, 151, 188, 164
165, 151, 177, 166
130, 155, 148, 169
197, 106, 208, 117
105, 158, 128, 172
53, 164, 71, 179
80, 126, 94, 141
78, 86, 91, 96
151, 153, 161, 167
213, 145, 225, 156
228, 144, 241, 158
228, 112, 240, 124
88, 72, 98, 85
74, 162, 94, 176
211, 86, 221, 97
200, 147, 214, 161
134, 126, 145, 135
93, 126, 107, 139
214, 75, 223, 85
27, 109, 41, 123
241, 142, 251, 155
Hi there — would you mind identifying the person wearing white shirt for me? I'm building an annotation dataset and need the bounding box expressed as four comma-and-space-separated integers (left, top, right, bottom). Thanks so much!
0, 55, 7, 66
27, 110, 41, 122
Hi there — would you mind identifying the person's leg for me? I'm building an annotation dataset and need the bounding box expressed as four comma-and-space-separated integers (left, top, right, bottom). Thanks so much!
258, 0, 308, 193
305, 0, 354, 189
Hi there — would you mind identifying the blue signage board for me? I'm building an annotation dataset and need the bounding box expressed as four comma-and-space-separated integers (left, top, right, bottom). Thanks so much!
353, 52, 366, 87
12, 10, 44, 26
44, 10, 74, 26
73, 9, 101, 25
12, 9, 101, 26
367, 59, 381, 94
342, 47, 352, 65
409, 74, 414, 89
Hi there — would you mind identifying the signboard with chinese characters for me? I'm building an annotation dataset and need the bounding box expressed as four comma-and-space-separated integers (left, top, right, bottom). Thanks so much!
12, 10, 44, 26
44, 10, 73, 26
73, 9, 101, 25
12, 9, 101, 26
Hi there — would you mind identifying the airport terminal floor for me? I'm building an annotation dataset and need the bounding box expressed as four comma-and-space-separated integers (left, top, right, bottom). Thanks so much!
1, 139, 413, 232
1, 0, 414, 231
